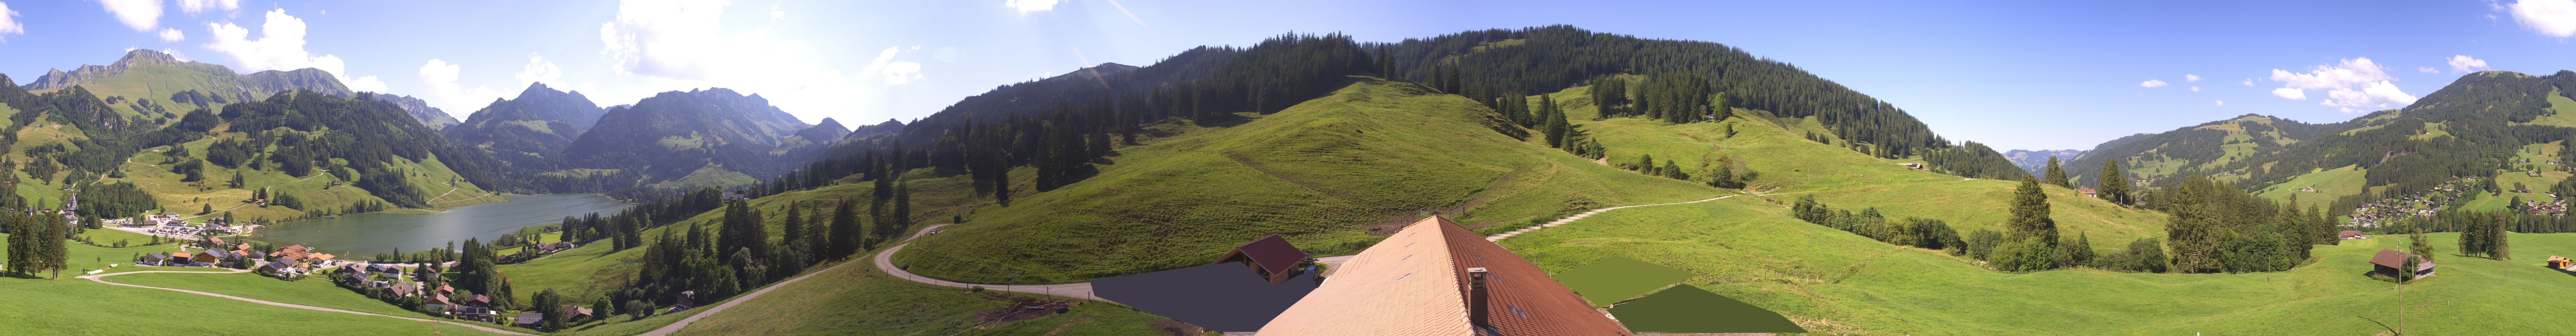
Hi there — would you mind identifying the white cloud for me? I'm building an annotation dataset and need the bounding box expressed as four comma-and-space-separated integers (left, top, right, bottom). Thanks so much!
2240, 78, 2254, 86
595, 0, 896, 124
0, 2, 22, 41
868, 47, 925, 85
2190, 86, 2201, 92
1005, 0, 1061, 12
515, 54, 563, 88
2418, 66, 2440, 73
2264, 57, 2418, 112
204, 10, 377, 95
2139, 79, 2168, 88
175, 0, 239, 14
159, 48, 188, 61
2184, 74, 2201, 82
2268, 57, 2392, 90
2214, 100, 2225, 106
419, 59, 502, 113
769, 5, 784, 21
96, 0, 162, 31
157, 28, 183, 41
2447, 55, 2489, 73
2509, 0, 2576, 37
2322, 81, 2417, 112
2272, 88, 2307, 100
344, 75, 386, 93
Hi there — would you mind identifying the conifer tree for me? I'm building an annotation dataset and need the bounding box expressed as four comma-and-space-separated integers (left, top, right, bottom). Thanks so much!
2008, 177, 2058, 248
828, 199, 859, 258
1541, 95, 1566, 148
2409, 229, 2433, 261
2096, 160, 2130, 205
2042, 157, 2071, 188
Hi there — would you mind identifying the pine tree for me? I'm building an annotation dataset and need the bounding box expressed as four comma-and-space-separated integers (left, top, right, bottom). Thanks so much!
2409, 229, 2433, 261
1541, 95, 1566, 148
230, 170, 247, 189
829, 198, 859, 258
2096, 160, 2130, 205
2008, 177, 2059, 248
2042, 157, 2071, 188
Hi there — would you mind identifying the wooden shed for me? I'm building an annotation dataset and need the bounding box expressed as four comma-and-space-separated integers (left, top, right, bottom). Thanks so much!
2369, 249, 2436, 281
1214, 234, 1309, 285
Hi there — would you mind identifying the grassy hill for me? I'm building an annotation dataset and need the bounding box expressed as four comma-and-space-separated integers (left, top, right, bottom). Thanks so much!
1536, 80, 2172, 244
1501, 196, 2576, 335
885, 77, 1725, 284
0, 233, 507, 335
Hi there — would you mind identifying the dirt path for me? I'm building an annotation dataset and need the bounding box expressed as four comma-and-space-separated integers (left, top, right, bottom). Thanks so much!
83, 268, 534, 336
870, 224, 1104, 301
1484, 194, 1739, 242
641, 223, 961, 336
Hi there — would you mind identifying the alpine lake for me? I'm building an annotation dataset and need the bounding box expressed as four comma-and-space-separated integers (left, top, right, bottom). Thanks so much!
243, 193, 634, 256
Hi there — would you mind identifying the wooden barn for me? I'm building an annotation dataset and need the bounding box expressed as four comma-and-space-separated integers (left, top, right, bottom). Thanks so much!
2549, 256, 2572, 270
2369, 249, 2436, 281
1214, 234, 1310, 285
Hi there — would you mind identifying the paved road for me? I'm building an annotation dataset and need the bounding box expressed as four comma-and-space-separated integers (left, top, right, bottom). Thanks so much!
1484, 194, 1738, 242
641, 223, 960, 336
84, 268, 534, 336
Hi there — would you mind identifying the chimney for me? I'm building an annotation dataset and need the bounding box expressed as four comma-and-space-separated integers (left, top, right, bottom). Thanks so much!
1467, 267, 1491, 327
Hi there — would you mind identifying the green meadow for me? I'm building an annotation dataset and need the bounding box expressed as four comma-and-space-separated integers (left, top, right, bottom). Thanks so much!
1500, 196, 2576, 335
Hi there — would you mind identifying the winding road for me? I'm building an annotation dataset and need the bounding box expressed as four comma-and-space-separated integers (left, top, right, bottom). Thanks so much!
639, 223, 960, 336
82, 267, 534, 336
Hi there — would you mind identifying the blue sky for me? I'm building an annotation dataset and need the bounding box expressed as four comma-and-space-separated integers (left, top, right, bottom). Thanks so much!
0, 0, 2571, 151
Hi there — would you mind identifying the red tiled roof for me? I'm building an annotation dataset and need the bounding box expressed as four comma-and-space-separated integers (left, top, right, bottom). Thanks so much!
1220, 234, 1309, 276
1258, 216, 1630, 336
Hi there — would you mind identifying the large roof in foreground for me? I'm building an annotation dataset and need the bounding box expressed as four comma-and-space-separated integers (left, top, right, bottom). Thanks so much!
1257, 216, 1629, 336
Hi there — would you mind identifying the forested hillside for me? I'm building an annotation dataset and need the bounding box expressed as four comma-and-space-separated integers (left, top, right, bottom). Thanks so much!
2068, 70, 2576, 228
443, 83, 607, 166
556, 88, 823, 192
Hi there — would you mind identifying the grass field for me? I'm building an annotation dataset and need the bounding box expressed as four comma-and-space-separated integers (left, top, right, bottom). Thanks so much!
108, 132, 502, 223
889, 77, 1724, 284
2514, 88, 2576, 127
0, 275, 510, 336
0, 232, 239, 275
1500, 196, 2576, 335
1540, 83, 1958, 193
673, 249, 1184, 336
104, 271, 439, 318
2254, 165, 2368, 208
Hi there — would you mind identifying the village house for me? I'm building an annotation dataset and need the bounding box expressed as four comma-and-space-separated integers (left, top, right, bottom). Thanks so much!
564, 306, 594, 322
456, 295, 498, 321
2339, 231, 2370, 240
1214, 234, 1310, 285
2369, 249, 2437, 281
667, 290, 699, 314
515, 312, 547, 328
138, 253, 170, 266
1256, 216, 1631, 336
426, 293, 455, 314
2075, 188, 2099, 197
386, 282, 418, 298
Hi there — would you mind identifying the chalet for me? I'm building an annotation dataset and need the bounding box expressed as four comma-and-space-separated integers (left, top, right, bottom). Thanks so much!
1257, 216, 1631, 336
455, 295, 498, 321
2549, 256, 2573, 270
515, 312, 547, 328
195, 249, 235, 267
2339, 231, 2370, 240
426, 293, 455, 313
2075, 188, 2099, 197
564, 306, 594, 322
138, 253, 170, 266
1214, 234, 1310, 285
436, 283, 455, 295
667, 290, 698, 314
721, 192, 751, 203
1898, 162, 1925, 170
387, 282, 418, 298
203, 237, 227, 248
2368, 249, 2437, 280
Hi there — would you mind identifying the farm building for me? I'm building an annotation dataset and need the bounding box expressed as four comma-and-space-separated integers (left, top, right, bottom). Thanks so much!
2550, 256, 2572, 270
2339, 231, 2369, 240
1257, 216, 1631, 336
2368, 249, 2436, 280
2075, 189, 2098, 197
1214, 234, 1310, 285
